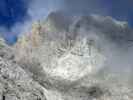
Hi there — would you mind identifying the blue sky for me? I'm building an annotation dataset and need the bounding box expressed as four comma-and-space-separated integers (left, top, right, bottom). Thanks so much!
64, 0, 133, 26
103, 0, 133, 26
0, 0, 28, 28
0, 0, 133, 44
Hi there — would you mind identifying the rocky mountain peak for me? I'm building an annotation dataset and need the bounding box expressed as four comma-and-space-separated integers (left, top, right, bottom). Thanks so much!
1, 11, 132, 100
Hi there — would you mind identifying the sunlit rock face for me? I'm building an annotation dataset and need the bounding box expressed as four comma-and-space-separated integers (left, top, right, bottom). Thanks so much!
13, 12, 133, 100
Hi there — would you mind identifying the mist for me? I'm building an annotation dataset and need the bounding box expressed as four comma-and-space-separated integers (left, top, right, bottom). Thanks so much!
0, 0, 65, 44
69, 15, 133, 86
8, 0, 133, 72
0, 0, 133, 82
0, 0, 129, 45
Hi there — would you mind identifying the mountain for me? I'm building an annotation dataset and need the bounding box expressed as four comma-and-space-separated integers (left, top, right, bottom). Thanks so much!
10, 12, 133, 99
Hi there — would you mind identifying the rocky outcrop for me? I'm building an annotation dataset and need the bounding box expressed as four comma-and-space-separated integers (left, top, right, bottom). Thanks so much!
0, 38, 47, 100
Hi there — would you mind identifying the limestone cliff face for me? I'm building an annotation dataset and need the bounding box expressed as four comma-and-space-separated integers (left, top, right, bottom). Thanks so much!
12, 12, 133, 100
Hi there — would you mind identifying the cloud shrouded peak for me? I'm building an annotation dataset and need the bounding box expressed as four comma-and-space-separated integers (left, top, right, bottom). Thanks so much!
15, 11, 133, 80
0, 11, 129, 100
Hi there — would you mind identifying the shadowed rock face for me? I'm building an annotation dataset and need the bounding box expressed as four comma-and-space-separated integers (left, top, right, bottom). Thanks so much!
1, 12, 132, 100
